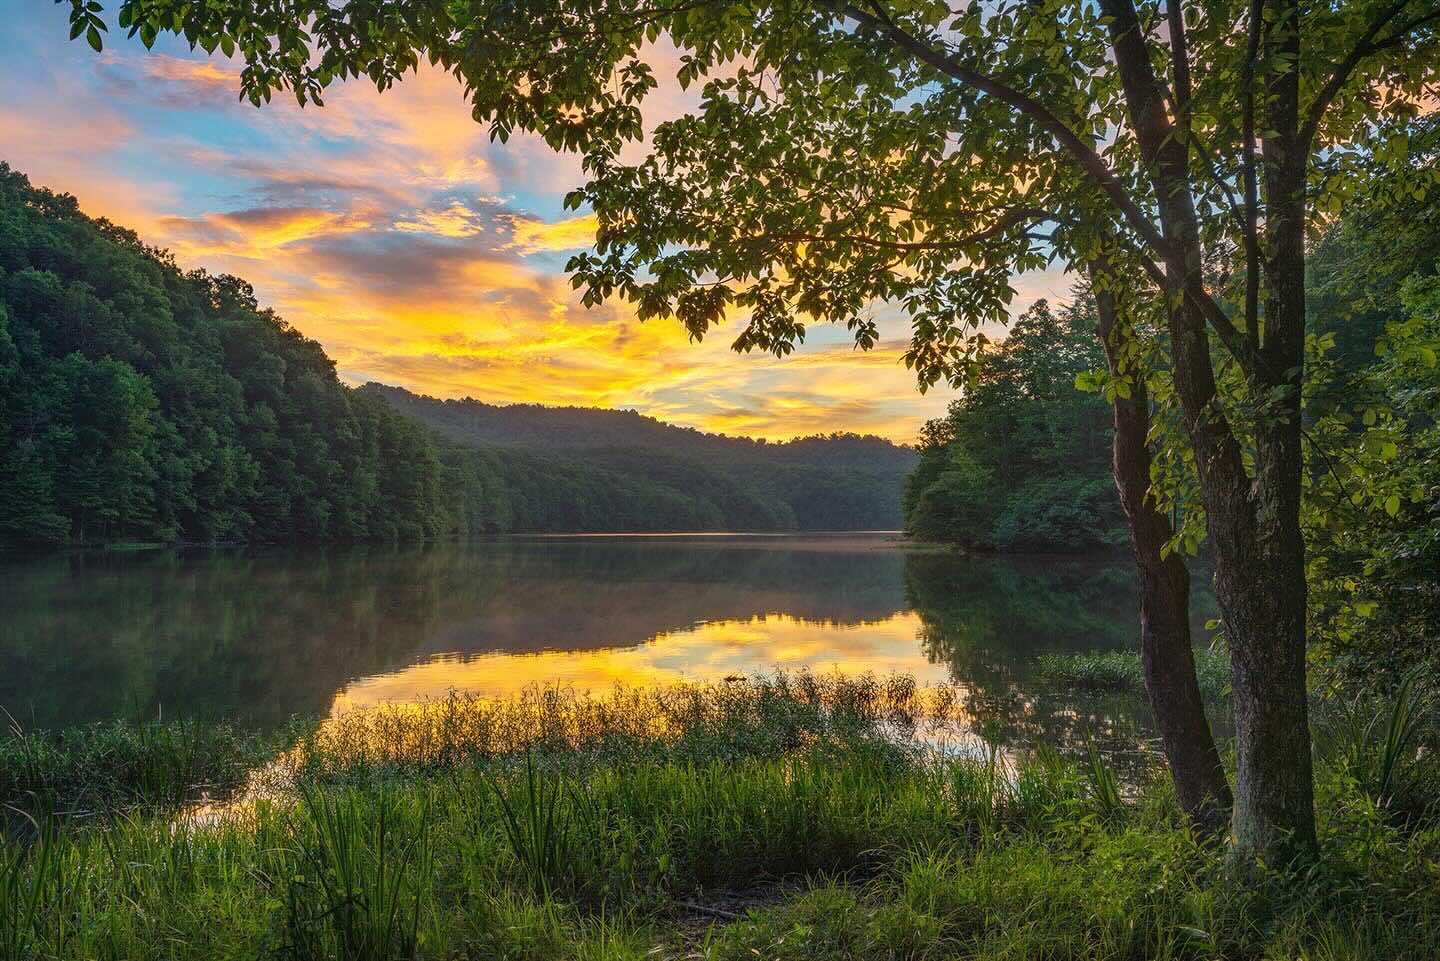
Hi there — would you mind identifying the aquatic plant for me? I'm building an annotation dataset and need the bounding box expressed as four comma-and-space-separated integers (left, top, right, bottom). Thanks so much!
1035, 649, 1231, 701
1082, 736, 1126, 823
0, 716, 284, 824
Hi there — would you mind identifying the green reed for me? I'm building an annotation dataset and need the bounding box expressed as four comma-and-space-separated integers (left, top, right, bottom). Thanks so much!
1035, 648, 1232, 701
281, 787, 434, 961
2, 674, 1439, 960
1, 717, 285, 824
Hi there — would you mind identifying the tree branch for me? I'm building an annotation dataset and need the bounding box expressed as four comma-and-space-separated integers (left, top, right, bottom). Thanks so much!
841, 2, 1175, 265
1242, 0, 1263, 345
1299, 0, 1427, 151
1166, 0, 1193, 126
717, 205, 1057, 253
1371, 7, 1440, 50
1125, 249, 1258, 372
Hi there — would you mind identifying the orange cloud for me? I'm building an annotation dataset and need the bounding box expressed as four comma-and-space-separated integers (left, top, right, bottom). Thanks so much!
507, 213, 601, 253
6, 29, 958, 442
159, 207, 374, 258
394, 200, 491, 237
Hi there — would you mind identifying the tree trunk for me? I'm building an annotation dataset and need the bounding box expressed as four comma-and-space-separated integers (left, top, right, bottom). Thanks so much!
1222, 0, 1316, 858
1092, 281, 1231, 835
1100, 0, 1316, 859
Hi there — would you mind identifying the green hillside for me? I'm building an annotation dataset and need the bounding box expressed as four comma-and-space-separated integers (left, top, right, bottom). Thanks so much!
0, 164, 909, 546
366, 384, 915, 531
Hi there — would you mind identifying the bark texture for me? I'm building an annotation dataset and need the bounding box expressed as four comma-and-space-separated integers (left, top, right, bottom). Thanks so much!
1225, 0, 1316, 856
1099, 0, 1317, 859
1092, 283, 1232, 835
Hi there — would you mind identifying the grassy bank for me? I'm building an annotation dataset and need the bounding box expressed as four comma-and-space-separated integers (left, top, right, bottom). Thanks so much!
4, 676, 1440, 960
1036, 649, 1233, 701
0, 719, 287, 820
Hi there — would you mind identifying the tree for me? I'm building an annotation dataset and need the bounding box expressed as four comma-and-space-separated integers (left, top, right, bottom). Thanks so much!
1301, 136, 1440, 690
62, 0, 1440, 858
4, 163, 915, 547
904, 297, 1126, 553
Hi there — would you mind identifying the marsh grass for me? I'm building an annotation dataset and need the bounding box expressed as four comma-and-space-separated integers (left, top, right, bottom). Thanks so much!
1314, 670, 1440, 823
3, 674, 1440, 960
288, 672, 933, 783
281, 787, 433, 961
1, 818, 57, 961
1035, 648, 1232, 701
0, 715, 285, 825
1082, 736, 1126, 821
489, 752, 574, 900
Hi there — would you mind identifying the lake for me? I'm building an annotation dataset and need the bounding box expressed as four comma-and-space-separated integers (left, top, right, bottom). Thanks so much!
0, 533, 1190, 754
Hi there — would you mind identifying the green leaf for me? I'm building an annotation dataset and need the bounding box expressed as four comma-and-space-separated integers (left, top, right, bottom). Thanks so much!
86, 24, 103, 52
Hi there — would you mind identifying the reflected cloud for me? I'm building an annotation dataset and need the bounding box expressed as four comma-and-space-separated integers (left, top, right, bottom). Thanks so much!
331, 612, 951, 714
3, 537, 1185, 761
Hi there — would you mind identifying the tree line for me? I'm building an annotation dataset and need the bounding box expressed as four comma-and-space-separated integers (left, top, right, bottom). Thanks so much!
904, 169, 1440, 686
367, 383, 914, 530
902, 297, 1125, 553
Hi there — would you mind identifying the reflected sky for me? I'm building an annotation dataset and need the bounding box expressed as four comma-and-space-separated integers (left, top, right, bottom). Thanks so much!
331, 611, 952, 714
0, 535, 1212, 752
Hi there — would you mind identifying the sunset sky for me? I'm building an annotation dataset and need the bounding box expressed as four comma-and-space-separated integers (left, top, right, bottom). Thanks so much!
2, 3, 1072, 441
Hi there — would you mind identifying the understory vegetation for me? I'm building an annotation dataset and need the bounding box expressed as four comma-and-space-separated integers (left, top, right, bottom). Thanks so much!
5, 676, 1440, 961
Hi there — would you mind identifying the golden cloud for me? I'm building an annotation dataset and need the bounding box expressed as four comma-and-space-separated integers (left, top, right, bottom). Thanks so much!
10, 38, 956, 442
506, 213, 601, 254
157, 207, 373, 259
393, 200, 490, 238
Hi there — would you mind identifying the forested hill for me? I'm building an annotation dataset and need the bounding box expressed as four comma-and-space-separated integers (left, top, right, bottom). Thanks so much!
363, 383, 913, 472
0, 164, 908, 547
364, 384, 915, 530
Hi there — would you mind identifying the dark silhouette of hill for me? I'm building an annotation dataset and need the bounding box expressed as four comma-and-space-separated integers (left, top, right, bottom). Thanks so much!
363, 384, 917, 530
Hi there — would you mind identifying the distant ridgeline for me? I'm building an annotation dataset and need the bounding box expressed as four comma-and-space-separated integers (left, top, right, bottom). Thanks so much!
0, 165, 913, 547
365, 384, 915, 532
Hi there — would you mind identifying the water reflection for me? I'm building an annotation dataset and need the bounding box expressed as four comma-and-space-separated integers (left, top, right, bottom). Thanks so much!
0, 535, 1215, 755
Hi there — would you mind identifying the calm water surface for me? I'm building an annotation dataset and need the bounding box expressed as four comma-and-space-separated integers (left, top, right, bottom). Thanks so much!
1, 534, 1199, 752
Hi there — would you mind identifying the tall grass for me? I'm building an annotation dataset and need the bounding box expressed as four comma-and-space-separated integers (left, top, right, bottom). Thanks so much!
288, 672, 934, 783
1, 716, 285, 823
1082, 737, 1125, 822
1315, 669, 1438, 818
3, 674, 1439, 959
1035, 648, 1232, 701
489, 752, 574, 899
1, 818, 57, 961
281, 788, 433, 961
